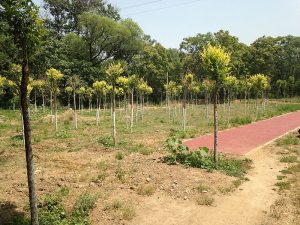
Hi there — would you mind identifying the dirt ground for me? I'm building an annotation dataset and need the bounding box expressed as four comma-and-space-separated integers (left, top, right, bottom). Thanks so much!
1, 107, 300, 225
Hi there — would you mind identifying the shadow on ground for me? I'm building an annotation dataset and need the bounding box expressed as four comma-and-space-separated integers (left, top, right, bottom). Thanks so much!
0, 201, 29, 225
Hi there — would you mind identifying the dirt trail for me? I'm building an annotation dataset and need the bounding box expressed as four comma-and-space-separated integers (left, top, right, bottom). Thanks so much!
130, 146, 283, 225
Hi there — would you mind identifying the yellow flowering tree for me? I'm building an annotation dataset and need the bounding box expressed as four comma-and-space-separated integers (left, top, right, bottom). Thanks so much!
201, 44, 231, 163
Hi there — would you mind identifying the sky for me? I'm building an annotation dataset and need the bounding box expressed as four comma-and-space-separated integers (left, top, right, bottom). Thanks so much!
34, 0, 300, 48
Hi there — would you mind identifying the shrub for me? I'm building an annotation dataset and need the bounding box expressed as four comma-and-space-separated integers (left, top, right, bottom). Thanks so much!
163, 137, 252, 178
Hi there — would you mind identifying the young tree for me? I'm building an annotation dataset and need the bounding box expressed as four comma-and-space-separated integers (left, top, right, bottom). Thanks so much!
182, 73, 194, 131
65, 86, 73, 108
78, 86, 86, 111
165, 81, 178, 122
128, 75, 138, 133
67, 75, 81, 129
46, 68, 63, 132
201, 44, 231, 163
106, 62, 124, 146
86, 87, 94, 111
249, 74, 269, 118
224, 75, 238, 124
202, 79, 214, 120
1, 1, 45, 223
31, 79, 45, 112
0, 76, 7, 94
116, 76, 129, 120
93, 80, 107, 125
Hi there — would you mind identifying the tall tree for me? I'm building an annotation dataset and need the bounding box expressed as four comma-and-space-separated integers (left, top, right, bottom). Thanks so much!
0, 0, 44, 224
201, 44, 231, 163
106, 62, 124, 146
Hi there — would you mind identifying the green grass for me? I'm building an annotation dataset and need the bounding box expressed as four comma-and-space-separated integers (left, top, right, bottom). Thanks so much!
196, 195, 214, 206
276, 135, 299, 146
280, 156, 298, 163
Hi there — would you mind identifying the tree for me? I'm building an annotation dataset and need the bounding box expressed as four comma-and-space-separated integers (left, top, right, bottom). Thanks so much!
201, 44, 231, 163
31, 79, 45, 111
86, 87, 94, 111
106, 62, 124, 146
46, 68, 63, 132
1, 0, 44, 224
93, 80, 107, 125
128, 75, 138, 133
67, 75, 81, 129
224, 75, 238, 124
65, 86, 73, 108
78, 86, 86, 111
182, 73, 195, 131
0, 76, 7, 95
249, 74, 269, 117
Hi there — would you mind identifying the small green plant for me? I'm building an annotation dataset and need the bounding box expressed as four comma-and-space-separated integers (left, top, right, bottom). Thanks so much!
115, 151, 125, 160
72, 193, 98, 218
122, 205, 136, 221
54, 130, 71, 139
98, 136, 114, 147
280, 156, 298, 163
275, 181, 291, 190
137, 184, 156, 196
230, 116, 252, 125
163, 137, 252, 178
277, 175, 286, 180
196, 195, 214, 206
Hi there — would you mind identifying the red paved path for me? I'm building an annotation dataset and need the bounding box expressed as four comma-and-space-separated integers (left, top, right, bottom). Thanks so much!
183, 111, 300, 155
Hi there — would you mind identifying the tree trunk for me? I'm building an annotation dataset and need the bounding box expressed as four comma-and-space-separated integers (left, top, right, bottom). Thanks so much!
34, 91, 37, 112
54, 92, 58, 132
213, 92, 218, 163
21, 44, 39, 225
42, 92, 45, 112
73, 92, 78, 129
67, 95, 70, 109
136, 94, 139, 124
130, 91, 134, 133
112, 84, 116, 146
183, 86, 187, 131
96, 95, 99, 125
50, 91, 53, 123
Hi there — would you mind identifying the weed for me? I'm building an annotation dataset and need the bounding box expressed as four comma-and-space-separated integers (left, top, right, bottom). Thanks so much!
115, 151, 125, 160
137, 184, 156, 196
232, 179, 243, 188
196, 195, 214, 206
280, 168, 293, 174
122, 205, 136, 221
98, 136, 114, 147
72, 193, 98, 218
276, 135, 299, 146
54, 130, 71, 139
230, 116, 252, 125
277, 175, 286, 180
275, 181, 291, 190
116, 165, 126, 182
195, 184, 210, 193
280, 156, 298, 163
139, 147, 153, 155
111, 199, 123, 210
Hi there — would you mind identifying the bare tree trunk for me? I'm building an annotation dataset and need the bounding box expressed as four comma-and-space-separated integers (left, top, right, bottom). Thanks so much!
213, 92, 218, 163
112, 84, 116, 146
136, 94, 139, 124
50, 91, 53, 123
96, 95, 99, 125
34, 91, 37, 112
73, 92, 78, 129
42, 92, 45, 112
130, 91, 134, 133
67, 95, 70, 109
183, 86, 187, 131
21, 44, 39, 225
54, 92, 58, 132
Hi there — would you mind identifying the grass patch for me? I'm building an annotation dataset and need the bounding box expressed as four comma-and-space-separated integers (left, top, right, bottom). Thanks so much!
98, 136, 114, 147
277, 175, 286, 180
275, 181, 291, 191
276, 134, 299, 146
115, 151, 125, 160
137, 184, 156, 196
195, 184, 210, 193
104, 199, 136, 221
230, 116, 252, 125
196, 195, 214, 206
280, 156, 298, 163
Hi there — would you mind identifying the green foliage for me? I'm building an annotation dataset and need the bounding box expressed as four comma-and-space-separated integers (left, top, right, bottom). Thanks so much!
55, 130, 71, 139
97, 136, 114, 147
280, 156, 298, 163
230, 116, 252, 125
164, 137, 252, 177
72, 193, 98, 218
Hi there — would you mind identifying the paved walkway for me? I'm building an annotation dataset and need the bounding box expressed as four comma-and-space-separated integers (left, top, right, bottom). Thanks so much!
183, 111, 300, 155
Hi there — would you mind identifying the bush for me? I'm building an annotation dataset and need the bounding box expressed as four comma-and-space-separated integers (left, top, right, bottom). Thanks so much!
163, 137, 252, 178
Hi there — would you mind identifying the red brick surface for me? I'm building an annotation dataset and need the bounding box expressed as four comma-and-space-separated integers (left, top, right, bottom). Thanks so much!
183, 111, 300, 155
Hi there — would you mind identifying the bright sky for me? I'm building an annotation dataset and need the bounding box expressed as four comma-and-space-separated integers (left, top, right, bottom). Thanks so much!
34, 0, 300, 48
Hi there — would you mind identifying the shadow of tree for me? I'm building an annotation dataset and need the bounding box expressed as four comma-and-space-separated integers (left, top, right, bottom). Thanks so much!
0, 201, 29, 225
